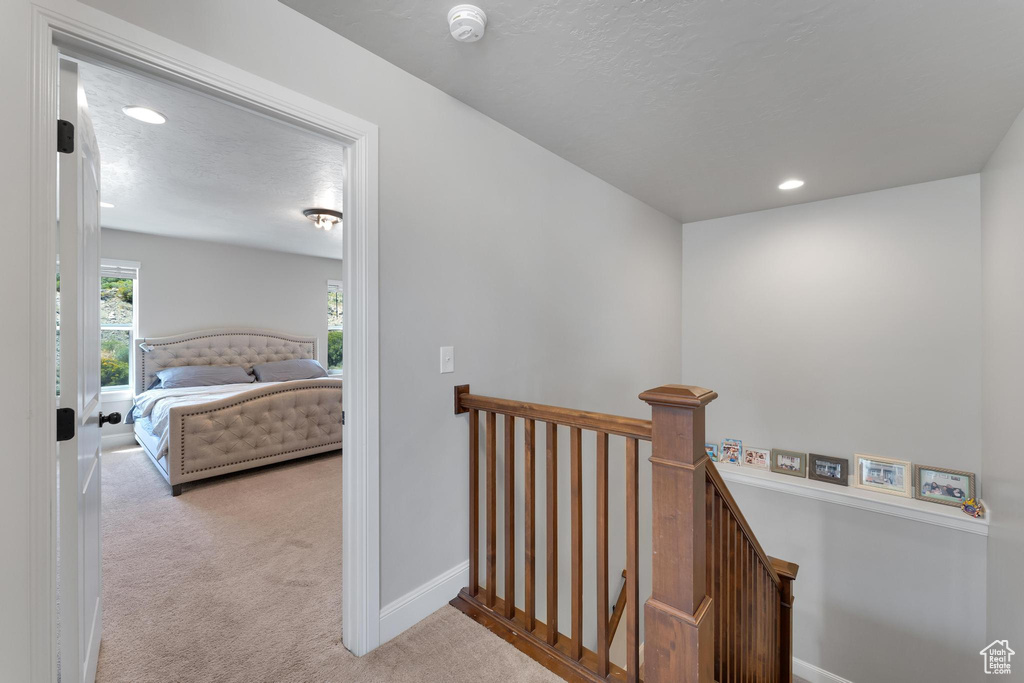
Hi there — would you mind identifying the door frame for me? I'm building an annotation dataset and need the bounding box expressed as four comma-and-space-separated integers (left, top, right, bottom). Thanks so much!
27, 6, 381, 681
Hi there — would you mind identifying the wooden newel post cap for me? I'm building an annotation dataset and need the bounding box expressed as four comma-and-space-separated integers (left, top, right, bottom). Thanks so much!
639, 384, 718, 408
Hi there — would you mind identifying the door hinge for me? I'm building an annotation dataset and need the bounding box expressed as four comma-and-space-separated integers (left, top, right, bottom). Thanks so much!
342, 410, 346, 426
56, 407, 76, 442
57, 119, 74, 154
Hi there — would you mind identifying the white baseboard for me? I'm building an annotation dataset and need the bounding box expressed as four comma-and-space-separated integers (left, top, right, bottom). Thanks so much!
379, 560, 469, 645
794, 657, 854, 683
101, 432, 137, 450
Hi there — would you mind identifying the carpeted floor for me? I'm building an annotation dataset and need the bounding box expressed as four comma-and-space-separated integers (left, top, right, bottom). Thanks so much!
97, 446, 562, 683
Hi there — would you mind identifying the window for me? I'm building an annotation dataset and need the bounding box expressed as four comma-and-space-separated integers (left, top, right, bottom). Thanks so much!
100, 260, 139, 392
327, 280, 343, 375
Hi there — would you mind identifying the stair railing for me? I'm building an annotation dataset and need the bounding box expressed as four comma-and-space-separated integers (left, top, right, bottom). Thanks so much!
451, 384, 798, 683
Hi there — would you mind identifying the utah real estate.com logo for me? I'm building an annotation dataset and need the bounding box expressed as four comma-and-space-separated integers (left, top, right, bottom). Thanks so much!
981, 640, 1014, 675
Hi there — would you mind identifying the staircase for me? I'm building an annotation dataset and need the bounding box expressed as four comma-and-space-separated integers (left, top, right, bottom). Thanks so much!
450, 384, 798, 683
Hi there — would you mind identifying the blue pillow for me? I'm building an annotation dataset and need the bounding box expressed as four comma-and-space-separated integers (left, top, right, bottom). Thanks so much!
252, 358, 328, 382
155, 365, 254, 389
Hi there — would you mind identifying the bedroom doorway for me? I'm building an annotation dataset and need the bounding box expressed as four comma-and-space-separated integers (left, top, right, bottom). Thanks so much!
32, 10, 381, 683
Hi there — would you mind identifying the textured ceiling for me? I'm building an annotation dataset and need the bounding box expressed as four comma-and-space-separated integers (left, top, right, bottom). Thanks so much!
280, 0, 1024, 222
79, 61, 346, 258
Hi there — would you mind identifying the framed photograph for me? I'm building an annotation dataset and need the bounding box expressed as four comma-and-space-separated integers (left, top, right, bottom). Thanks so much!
704, 443, 719, 462
742, 446, 770, 469
808, 453, 849, 486
853, 454, 911, 497
914, 465, 975, 507
770, 449, 807, 478
720, 438, 742, 465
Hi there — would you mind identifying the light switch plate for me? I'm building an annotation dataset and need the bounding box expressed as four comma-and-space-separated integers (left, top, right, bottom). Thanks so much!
440, 346, 455, 374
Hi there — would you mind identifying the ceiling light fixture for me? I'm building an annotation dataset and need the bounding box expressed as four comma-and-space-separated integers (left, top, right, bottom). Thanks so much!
303, 208, 343, 232
122, 105, 167, 124
778, 179, 805, 190
448, 4, 487, 42
100, 202, 115, 208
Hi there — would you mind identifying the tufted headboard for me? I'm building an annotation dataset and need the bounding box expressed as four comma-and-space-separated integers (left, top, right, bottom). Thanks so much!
135, 328, 317, 394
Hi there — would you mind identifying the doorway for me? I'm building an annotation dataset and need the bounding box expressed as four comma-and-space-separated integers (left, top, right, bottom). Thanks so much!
30, 9, 381, 683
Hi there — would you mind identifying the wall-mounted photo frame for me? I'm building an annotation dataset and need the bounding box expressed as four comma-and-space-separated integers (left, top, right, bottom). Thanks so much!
720, 438, 742, 465
770, 449, 807, 478
742, 446, 770, 469
808, 453, 849, 486
705, 443, 719, 462
913, 465, 975, 507
853, 453, 911, 497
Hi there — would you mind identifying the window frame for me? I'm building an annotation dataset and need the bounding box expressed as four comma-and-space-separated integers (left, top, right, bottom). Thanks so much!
327, 279, 343, 376
100, 259, 140, 398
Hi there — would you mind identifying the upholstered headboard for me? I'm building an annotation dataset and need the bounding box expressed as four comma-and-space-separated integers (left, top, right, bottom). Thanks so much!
135, 328, 317, 394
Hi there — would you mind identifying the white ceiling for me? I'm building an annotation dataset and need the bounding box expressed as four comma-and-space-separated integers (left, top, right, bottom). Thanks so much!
79, 61, 346, 258
280, 0, 1024, 222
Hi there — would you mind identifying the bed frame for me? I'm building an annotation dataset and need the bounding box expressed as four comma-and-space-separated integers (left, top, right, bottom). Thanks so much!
133, 328, 342, 495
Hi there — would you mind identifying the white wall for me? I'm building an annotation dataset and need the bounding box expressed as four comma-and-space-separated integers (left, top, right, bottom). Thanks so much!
0, 0, 682, 671
102, 228, 341, 366
98, 228, 342, 438
681, 176, 985, 682
981, 107, 1024, 650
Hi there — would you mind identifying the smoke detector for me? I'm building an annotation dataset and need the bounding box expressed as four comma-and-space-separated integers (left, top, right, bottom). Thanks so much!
448, 5, 487, 43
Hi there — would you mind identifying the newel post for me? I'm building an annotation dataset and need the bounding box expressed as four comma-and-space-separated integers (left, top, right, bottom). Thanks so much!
639, 384, 718, 683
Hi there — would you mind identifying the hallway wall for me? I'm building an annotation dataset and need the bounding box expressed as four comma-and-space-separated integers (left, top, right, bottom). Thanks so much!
680, 176, 985, 682
980, 104, 1024, 651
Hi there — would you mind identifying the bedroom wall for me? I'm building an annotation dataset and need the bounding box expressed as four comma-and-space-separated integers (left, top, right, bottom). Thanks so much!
98, 228, 343, 437
980, 105, 1024, 653
0, 0, 681, 663
680, 175, 985, 682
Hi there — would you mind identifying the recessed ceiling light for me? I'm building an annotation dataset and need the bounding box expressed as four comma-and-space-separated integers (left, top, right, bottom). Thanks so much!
122, 105, 166, 125
303, 208, 343, 232
778, 179, 805, 190
100, 202, 115, 209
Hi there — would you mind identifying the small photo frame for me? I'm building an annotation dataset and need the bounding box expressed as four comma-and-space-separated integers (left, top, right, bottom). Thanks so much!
742, 446, 770, 469
914, 465, 975, 507
705, 443, 719, 462
720, 439, 742, 465
808, 454, 848, 486
853, 454, 911, 497
770, 449, 807, 478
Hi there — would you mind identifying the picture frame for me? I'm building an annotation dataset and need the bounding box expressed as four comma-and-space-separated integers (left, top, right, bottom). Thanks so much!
807, 453, 849, 486
913, 465, 975, 507
853, 454, 912, 497
770, 449, 807, 478
742, 446, 770, 469
720, 438, 742, 465
704, 443, 719, 462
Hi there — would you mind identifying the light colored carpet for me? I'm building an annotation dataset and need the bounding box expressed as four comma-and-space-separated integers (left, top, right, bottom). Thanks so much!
98, 446, 563, 683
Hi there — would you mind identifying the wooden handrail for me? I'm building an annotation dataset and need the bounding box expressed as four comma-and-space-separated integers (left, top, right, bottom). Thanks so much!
455, 385, 652, 440
706, 462, 782, 588
769, 556, 799, 582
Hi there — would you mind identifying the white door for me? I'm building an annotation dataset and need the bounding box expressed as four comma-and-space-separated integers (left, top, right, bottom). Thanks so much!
58, 57, 104, 683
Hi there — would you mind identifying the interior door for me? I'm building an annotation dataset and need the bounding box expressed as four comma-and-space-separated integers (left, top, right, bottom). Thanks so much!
58, 57, 103, 683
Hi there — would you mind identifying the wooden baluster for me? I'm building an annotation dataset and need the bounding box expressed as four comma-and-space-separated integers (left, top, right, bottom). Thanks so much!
469, 408, 479, 597
569, 427, 583, 662
546, 422, 559, 646
486, 411, 497, 608
640, 385, 717, 683
779, 569, 796, 683
706, 480, 717, 682
720, 497, 729, 683
524, 418, 536, 632
731, 515, 740, 683
596, 431, 610, 676
625, 437, 640, 683
504, 414, 516, 619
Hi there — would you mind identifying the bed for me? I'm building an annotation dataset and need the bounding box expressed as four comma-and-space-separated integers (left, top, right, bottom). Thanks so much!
131, 328, 343, 495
